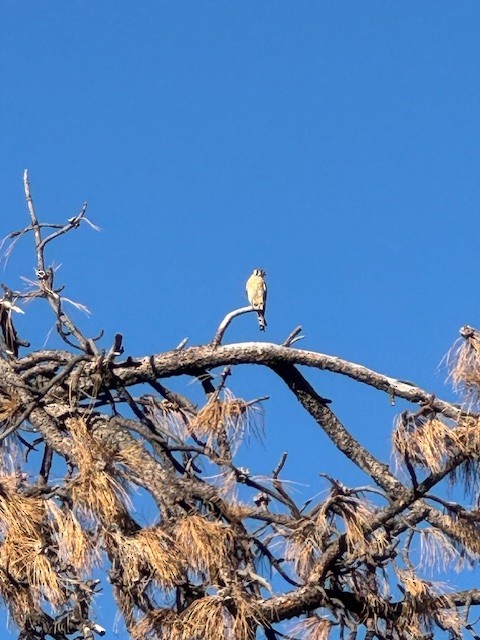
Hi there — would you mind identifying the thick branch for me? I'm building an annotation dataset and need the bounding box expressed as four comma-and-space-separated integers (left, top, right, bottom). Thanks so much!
270, 361, 403, 497
110, 342, 460, 418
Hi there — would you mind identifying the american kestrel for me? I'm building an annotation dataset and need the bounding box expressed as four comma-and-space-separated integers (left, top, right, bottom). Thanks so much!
246, 269, 267, 331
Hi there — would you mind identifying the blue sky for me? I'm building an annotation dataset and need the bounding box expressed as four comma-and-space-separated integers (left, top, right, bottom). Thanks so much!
1, 2, 480, 638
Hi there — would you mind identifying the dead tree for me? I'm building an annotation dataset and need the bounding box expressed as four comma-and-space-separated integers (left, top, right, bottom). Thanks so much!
0, 172, 479, 639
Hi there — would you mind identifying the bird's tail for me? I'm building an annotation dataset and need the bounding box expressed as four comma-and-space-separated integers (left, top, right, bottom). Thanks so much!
257, 312, 267, 332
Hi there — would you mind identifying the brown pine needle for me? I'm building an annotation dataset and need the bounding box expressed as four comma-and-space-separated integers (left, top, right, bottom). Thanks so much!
108, 526, 182, 591
447, 329, 480, 407
189, 389, 263, 453
285, 518, 327, 580
290, 616, 332, 640
419, 527, 464, 572
180, 591, 260, 640
131, 608, 182, 640
47, 501, 99, 573
393, 414, 458, 474
175, 514, 234, 578
68, 417, 132, 523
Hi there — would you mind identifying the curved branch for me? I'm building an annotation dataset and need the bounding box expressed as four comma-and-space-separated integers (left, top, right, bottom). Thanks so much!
111, 342, 460, 418
211, 306, 256, 347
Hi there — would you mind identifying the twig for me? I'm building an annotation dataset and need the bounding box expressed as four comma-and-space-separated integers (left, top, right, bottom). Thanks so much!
252, 537, 302, 588
23, 170, 46, 274
175, 337, 188, 350
245, 395, 269, 407
37, 354, 90, 397
267, 453, 304, 519
106, 333, 124, 363
39, 445, 53, 485
23, 171, 98, 355
273, 452, 288, 478
147, 379, 197, 414
38, 201, 88, 251
283, 326, 304, 347
213, 366, 232, 398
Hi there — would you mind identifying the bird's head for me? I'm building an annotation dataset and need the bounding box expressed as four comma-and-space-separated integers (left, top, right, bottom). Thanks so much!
253, 268, 266, 277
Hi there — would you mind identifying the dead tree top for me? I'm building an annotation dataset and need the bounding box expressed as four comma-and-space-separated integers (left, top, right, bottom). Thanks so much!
0, 172, 478, 640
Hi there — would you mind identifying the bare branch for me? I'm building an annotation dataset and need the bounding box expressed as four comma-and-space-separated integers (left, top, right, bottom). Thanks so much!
211, 305, 257, 347
23, 169, 45, 274
110, 342, 461, 418
283, 326, 304, 347
38, 201, 89, 251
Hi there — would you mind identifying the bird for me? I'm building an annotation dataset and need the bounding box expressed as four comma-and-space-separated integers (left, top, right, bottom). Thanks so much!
0, 298, 24, 358
246, 269, 267, 331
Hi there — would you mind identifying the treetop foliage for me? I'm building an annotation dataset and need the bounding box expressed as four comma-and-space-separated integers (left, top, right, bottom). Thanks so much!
0, 173, 479, 639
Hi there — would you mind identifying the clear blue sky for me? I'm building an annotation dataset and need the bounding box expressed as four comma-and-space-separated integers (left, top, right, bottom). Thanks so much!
1, 3, 480, 638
